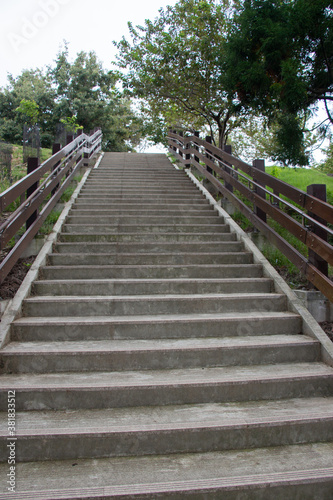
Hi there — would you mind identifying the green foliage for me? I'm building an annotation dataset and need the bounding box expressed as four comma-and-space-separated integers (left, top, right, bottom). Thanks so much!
232, 211, 255, 232
60, 175, 83, 203
0, 45, 144, 152
115, 0, 243, 148
38, 210, 61, 236
0, 145, 52, 196
51, 46, 143, 152
0, 69, 56, 147
224, 0, 333, 165
270, 166, 282, 178
60, 116, 83, 134
318, 142, 333, 175
228, 115, 278, 160
266, 165, 333, 205
15, 99, 39, 125
261, 243, 309, 289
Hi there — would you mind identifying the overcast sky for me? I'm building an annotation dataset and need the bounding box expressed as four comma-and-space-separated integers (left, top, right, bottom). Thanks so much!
0, 0, 178, 88
0, 0, 329, 159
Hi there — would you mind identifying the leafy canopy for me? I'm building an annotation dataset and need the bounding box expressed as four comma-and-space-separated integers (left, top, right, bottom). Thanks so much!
0, 45, 143, 152
224, 0, 333, 165
115, 0, 242, 148
16, 99, 39, 126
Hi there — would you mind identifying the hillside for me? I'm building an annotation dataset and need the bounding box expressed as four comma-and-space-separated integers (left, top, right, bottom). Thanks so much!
266, 166, 333, 205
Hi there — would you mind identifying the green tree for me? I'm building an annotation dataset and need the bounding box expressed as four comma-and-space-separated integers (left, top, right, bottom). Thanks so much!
318, 141, 333, 174
51, 46, 143, 151
0, 69, 56, 147
16, 99, 39, 125
224, 0, 333, 165
115, 0, 243, 148
0, 46, 143, 152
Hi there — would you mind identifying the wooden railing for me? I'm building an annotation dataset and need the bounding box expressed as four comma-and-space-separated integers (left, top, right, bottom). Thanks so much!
0, 129, 102, 284
168, 131, 333, 303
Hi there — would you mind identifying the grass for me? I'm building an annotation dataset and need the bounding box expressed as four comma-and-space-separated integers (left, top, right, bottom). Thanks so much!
266, 165, 333, 205
60, 175, 83, 203
1, 141, 84, 256
1, 145, 52, 195
38, 210, 62, 236
229, 164, 333, 288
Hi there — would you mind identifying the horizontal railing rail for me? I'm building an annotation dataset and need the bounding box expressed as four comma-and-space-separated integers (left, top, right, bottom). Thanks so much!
168, 131, 333, 303
0, 129, 102, 284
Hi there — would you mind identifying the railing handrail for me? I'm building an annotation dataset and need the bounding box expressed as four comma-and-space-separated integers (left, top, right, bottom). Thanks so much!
168, 131, 333, 303
0, 130, 102, 213
0, 129, 102, 284
169, 132, 333, 225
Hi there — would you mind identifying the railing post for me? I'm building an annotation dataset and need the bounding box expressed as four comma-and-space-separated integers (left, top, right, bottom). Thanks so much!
223, 145, 233, 192
205, 136, 213, 174
172, 129, 177, 153
194, 131, 200, 164
185, 139, 191, 168
307, 184, 328, 278
26, 157, 39, 230
253, 159, 267, 223
52, 143, 61, 195
83, 152, 90, 167
179, 131, 184, 161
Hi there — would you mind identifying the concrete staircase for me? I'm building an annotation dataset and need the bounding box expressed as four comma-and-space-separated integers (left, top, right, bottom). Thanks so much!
0, 152, 333, 499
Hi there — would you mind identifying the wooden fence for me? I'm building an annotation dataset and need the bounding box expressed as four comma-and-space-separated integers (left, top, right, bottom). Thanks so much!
0, 129, 102, 284
168, 131, 333, 303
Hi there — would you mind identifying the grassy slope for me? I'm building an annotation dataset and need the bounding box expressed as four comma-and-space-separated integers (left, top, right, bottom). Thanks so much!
266, 166, 333, 205
1, 145, 52, 194
233, 166, 333, 288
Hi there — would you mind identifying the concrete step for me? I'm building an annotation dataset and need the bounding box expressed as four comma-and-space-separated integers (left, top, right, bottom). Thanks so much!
65, 215, 224, 225
82, 184, 197, 192
61, 223, 231, 234
0, 335, 320, 374
74, 197, 210, 206
58, 232, 237, 243
84, 176, 193, 182
0, 398, 331, 462
11, 311, 302, 341
39, 263, 263, 280
83, 185, 196, 190
32, 277, 273, 296
77, 192, 205, 200
53, 241, 245, 254
73, 200, 211, 209
1, 443, 332, 499
47, 252, 253, 266
70, 207, 218, 216
0, 363, 332, 411
22, 293, 286, 317
70, 205, 216, 218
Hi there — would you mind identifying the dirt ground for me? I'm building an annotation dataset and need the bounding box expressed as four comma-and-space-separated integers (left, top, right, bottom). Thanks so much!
0, 256, 36, 300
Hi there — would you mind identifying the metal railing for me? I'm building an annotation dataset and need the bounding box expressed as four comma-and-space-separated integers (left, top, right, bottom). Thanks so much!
168, 131, 333, 302
0, 129, 102, 284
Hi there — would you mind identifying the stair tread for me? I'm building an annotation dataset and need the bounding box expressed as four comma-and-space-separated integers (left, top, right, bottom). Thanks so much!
1, 334, 318, 354
41, 263, 260, 269
25, 292, 283, 301
33, 277, 271, 285
13, 310, 301, 324
0, 362, 331, 388
0, 397, 332, 434
0, 444, 332, 499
